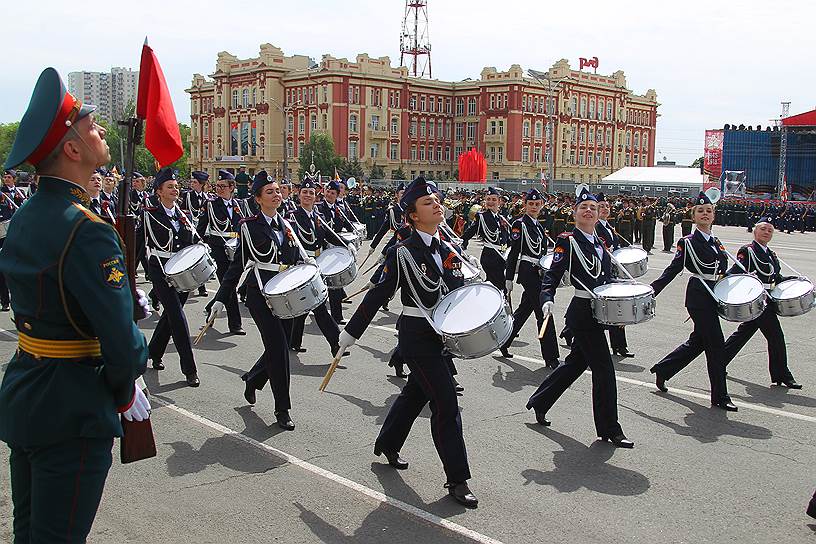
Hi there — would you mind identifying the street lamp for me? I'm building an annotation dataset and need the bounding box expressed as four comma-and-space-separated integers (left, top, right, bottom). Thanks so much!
268, 97, 301, 181
527, 69, 569, 192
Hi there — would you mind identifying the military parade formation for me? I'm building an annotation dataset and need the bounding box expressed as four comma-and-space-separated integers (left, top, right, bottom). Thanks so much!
1, 68, 816, 542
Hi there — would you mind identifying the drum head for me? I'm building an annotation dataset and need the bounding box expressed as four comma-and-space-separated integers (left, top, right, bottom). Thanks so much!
714, 275, 764, 304
594, 282, 653, 298
165, 245, 206, 274
433, 283, 503, 334
264, 264, 318, 295
771, 278, 814, 300
612, 247, 648, 264
316, 247, 354, 275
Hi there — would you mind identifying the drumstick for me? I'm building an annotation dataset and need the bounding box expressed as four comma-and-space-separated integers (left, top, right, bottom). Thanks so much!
319, 351, 344, 392
537, 312, 552, 339
343, 284, 371, 302
362, 260, 381, 275
359, 248, 374, 268
194, 315, 216, 345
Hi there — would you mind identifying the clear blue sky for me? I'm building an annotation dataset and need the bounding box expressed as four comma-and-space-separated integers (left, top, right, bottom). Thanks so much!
2, 0, 812, 165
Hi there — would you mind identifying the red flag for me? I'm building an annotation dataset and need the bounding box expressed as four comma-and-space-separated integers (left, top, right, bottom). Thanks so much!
137, 40, 183, 167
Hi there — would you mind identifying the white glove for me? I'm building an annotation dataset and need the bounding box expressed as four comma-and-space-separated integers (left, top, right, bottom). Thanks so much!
305, 256, 317, 266
122, 384, 151, 422
366, 247, 375, 258
337, 329, 357, 356
542, 301, 554, 316
207, 300, 225, 323
468, 255, 479, 267
505, 280, 514, 294
136, 288, 152, 319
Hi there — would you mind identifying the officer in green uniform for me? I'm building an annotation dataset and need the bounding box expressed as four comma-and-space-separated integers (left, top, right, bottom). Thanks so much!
0, 68, 149, 543
234, 164, 250, 199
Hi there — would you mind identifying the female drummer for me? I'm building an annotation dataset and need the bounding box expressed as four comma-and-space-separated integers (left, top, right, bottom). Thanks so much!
649, 191, 736, 411
526, 187, 634, 448
722, 217, 801, 389
335, 176, 479, 508
143, 168, 200, 387
209, 171, 303, 430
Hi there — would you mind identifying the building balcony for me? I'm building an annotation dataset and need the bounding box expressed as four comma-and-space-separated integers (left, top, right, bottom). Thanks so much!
483, 132, 504, 143
367, 125, 389, 139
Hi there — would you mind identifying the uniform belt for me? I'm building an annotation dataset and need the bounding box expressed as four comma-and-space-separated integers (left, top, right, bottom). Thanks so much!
207, 229, 239, 238
572, 289, 593, 299
150, 248, 174, 259
762, 283, 773, 289
305, 249, 321, 258
483, 242, 506, 252
17, 332, 102, 359
251, 261, 288, 272
693, 273, 720, 282
520, 255, 540, 265
401, 306, 426, 318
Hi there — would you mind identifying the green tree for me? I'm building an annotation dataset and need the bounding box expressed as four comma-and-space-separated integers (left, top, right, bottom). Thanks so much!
0, 123, 32, 172
298, 133, 342, 180
369, 163, 385, 180
392, 165, 407, 180
339, 158, 365, 180
691, 156, 704, 173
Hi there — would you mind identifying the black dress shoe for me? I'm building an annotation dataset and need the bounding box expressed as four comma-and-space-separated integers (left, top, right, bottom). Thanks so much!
446, 482, 478, 508
151, 359, 165, 371
230, 328, 247, 336
499, 347, 513, 358
0, 304, 9, 312
394, 365, 408, 378
534, 409, 551, 426
545, 359, 559, 369
185, 373, 200, 387
712, 400, 738, 412
600, 433, 635, 448
374, 446, 408, 469
774, 379, 803, 390
275, 411, 295, 431
290, 346, 307, 353
244, 382, 256, 405
452, 378, 464, 393
807, 490, 816, 519
338, 319, 347, 325
650, 367, 668, 392
613, 348, 635, 358
197, 288, 208, 297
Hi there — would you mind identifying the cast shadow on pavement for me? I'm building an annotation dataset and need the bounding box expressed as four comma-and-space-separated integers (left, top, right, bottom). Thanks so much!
186, 328, 238, 352
629, 393, 773, 444
727, 375, 816, 409
327, 391, 436, 426
202, 362, 246, 378
143, 371, 190, 395
491, 359, 552, 394
521, 426, 651, 496
371, 462, 467, 517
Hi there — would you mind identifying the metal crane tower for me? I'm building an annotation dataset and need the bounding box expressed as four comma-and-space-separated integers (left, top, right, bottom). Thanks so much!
777, 101, 790, 197
400, 1, 432, 78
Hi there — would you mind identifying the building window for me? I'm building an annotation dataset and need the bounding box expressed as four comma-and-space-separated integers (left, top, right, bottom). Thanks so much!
429, 96, 436, 112
489, 94, 495, 109
489, 147, 496, 163
437, 120, 443, 139
588, 152, 593, 166
420, 119, 426, 138
446, 97, 452, 113
203, 121, 209, 138
445, 147, 451, 161
410, 118, 417, 137
456, 98, 464, 116
231, 90, 238, 109
322, 114, 328, 129
287, 115, 294, 133
322, 85, 328, 103
390, 143, 399, 160
642, 154, 647, 165
409, 95, 417, 110
589, 98, 595, 119
370, 143, 379, 159
606, 127, 612, 146
522, 95, 527, 112
533, 147, 541, 163
420, 96, 426, 111
626, 130, 631, 147
371, 114, 380, 130
634, 132, 641, 149
391, 117, 399, 134
579, 126, 586, 144
455, 145, 463, 158
203, 143, 209, 159
596, 152, 601, 166
411, 145, 417, 160
570, 150, 576, 165
455, 122, 463, 140
251, 88, 256, 106
597, 128, 604, 145
348, 141, 358, 160
298, 115, 305, 134
288, 141, 293, 158
466, 122, 477, 142
311, 114, 317, 131
497, 147, 503, 163
498, 120, 504, 135
522, 146, 530, 163
429, 146, 435, 161
597, 99, 604, 121
588, 128, 594, 144
523, 120, 530, 138
535, 121, 542, 139
419, 146, 426, 161
468, 97, 477, 115
605, 151, 611, 166
580, 97, 587, 118
349, 114, 358, 133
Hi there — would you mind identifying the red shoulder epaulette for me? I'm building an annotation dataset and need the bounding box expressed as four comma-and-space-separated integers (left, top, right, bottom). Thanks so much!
239, 216, 258, 225
143, 206, 158, 212
557, 232, 573, 238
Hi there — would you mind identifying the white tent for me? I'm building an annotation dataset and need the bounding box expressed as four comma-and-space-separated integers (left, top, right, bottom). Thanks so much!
598, 167, 706, 196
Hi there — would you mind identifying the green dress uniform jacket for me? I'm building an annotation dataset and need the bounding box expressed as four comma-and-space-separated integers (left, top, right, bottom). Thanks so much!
0, 176, 148, 448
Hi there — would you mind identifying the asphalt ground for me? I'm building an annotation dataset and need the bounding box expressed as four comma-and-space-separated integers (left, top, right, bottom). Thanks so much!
2, 224, 816, 543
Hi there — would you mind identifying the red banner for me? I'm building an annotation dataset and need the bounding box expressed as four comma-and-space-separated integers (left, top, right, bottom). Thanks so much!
703, 129, 723, 190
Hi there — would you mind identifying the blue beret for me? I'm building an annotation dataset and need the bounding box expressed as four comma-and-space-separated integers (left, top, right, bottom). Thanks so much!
154, 167, 177, 188
577, 186, 597, 203
595, 192, 606, 202
400, 176, 438, 209
300, 179, 316, 190
695, 192, 712, 206
132, 171, 145, 179
487, 187, 500, 196
191, 170, 209, 182
279, 177, 291, 186
251, 170, 275, 194
326, 180, 341, 192
4, 68, 96, 169
95, 167, 109, 176
525, 188, 543, 201
4, 169, 16, 177
218, 169, 235, 181
755, 216, 773, 225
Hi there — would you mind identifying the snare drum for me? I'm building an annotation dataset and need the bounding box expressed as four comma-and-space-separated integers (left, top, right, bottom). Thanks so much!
770, 278, 815, 317
539, 252, 570, 288
262, 263, 328, 318
225, 237, 240, 261
339, 231, 361, 251
462, 262, 481, 284
611, 247, 648, 279
0, 219, 9, 239
163, 244, 216, 292
432, 282, 513, 359
591, 282, 655, 325
315, 247, 358, 289
712, 274, 766, 322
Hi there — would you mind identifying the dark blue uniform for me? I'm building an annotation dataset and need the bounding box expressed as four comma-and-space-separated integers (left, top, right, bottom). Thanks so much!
460, 209, 511, 292
214, 212, 302, 412
285, 205, 345, 353
346, 229, 471, 484
143, 204, 198, 379
500, 214, 559, 364
722, 241, 798, 385
650, 230, 733, 406
527, 230, 625, 439
370, 202, 404, 252
0, 185, 25, 309
198, 198, 245, 332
